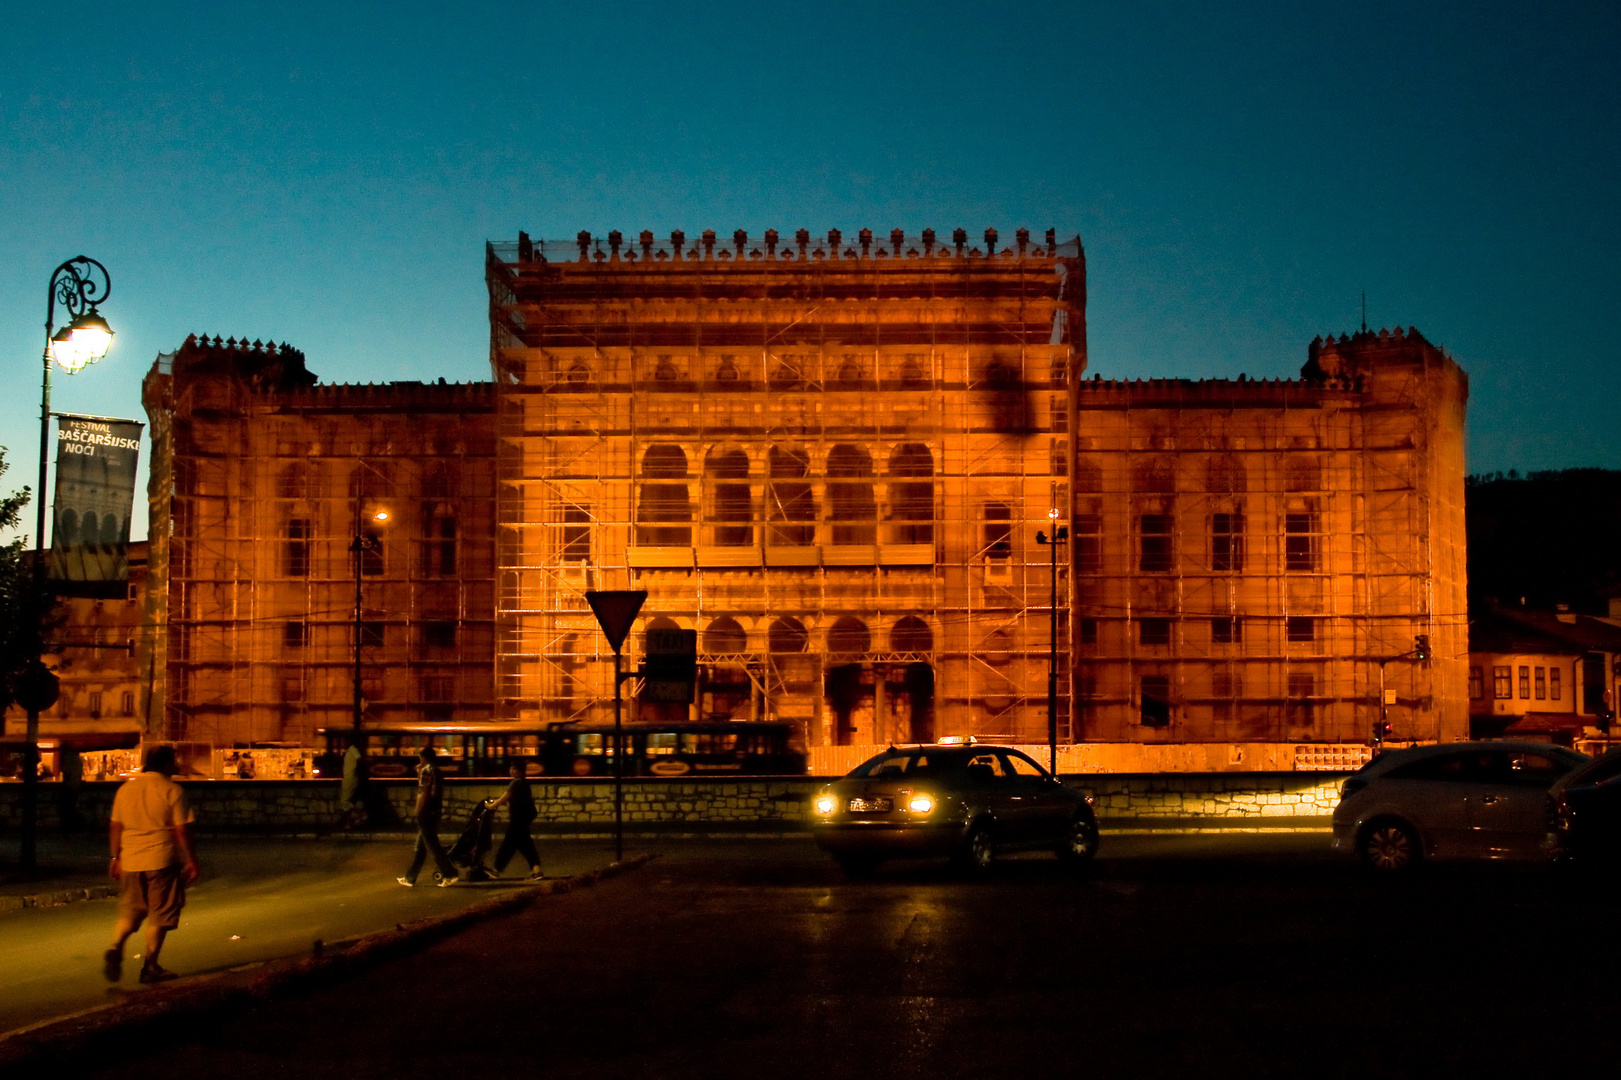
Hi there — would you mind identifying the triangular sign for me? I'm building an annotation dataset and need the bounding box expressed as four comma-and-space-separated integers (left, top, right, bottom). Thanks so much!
585, 590, 647, 653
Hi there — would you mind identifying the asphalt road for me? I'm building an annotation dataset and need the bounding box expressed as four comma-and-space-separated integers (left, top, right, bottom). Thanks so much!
19, 832, 1619, 1080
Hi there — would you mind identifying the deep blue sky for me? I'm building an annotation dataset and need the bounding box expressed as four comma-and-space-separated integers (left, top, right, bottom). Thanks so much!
3, 0, 1617, 544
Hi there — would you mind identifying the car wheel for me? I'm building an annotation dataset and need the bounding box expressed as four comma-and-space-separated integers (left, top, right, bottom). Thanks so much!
1359, 819, 1420, 872
833, 854, 880, 879
954, 821, 995, 875
1056, 814, 1099, 863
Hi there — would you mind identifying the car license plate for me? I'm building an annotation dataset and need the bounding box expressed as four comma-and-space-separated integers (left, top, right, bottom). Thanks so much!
848, 797, 892, 813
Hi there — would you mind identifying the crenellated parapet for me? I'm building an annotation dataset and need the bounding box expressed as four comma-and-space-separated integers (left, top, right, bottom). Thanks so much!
494, 227, 1080, 266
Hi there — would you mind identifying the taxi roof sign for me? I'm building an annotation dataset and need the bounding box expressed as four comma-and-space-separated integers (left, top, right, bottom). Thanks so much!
585, 589, 647, 653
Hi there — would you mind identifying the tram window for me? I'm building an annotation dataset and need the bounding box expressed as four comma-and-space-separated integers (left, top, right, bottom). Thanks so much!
646, 733, 677, 756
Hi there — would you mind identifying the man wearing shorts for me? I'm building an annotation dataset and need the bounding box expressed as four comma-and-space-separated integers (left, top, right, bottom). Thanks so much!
104, 744, 200, 984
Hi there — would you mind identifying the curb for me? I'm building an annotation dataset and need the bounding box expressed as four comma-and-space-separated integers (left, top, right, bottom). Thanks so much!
0, 854, 654, 1070
0, 883, 118, 914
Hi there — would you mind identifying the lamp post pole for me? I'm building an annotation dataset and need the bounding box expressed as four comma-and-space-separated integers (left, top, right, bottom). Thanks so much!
1036, 521, 1068, 776
20, 258, 113, 871
350, 509, 389, 737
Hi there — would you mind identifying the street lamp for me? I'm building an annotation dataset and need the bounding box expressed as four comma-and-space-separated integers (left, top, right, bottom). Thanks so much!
18, 258, 114, 870
1036, 512, 1068, 776
350, 508, 390, 735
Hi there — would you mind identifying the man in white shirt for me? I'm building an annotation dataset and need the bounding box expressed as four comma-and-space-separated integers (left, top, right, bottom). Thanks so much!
104, 744, 200, 984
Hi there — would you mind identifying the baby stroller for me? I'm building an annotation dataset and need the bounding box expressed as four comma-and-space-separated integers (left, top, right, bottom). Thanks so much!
447, 799, 498, 881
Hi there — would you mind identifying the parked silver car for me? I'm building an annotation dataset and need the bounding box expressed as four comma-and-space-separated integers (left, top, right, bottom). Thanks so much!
1332, 741, 1588, 871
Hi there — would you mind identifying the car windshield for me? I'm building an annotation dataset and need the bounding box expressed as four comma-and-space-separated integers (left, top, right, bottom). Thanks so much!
849, 751, 957, 779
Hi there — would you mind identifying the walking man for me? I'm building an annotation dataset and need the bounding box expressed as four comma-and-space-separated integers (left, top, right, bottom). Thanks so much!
336, 736, 370, 830
488, 761, 546, 879
104, 744, 201, 984
399, 746, 459, 887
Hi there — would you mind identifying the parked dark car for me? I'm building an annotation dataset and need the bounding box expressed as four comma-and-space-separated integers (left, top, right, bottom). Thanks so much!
811, 739, 1098, 877
1549, 748, 1621, 864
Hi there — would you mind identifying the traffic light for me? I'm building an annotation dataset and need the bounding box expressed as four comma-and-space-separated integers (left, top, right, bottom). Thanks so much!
1370, 721, 1392, 746
1413, 634, 1431, 662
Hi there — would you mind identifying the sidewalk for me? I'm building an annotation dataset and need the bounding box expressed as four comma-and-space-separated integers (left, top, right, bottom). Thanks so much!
2, 814, 1332, 911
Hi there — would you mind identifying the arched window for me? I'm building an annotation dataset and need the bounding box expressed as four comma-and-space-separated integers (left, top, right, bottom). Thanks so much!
768, 617, 809, 653
654, 356, 680, 381
827, 444, 875, 545
637, 445, 691, 545
767, 446, 815, 546
890, 616, 933, 653
835, 355, 864, 384
887, 443, 934, 543
565, 361, 592, 385
705, 448, 752, 547
899, 355, 929, 388
1205, 456, 1246, 494
703, 617, 747, 654
1131, 457, 1175, 493
715, 356, 740, 382
769, 357, 803, 389
828, 616, 871, 654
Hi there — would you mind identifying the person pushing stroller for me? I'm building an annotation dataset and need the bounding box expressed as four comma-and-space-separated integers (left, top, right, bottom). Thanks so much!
486, 761, 546, 880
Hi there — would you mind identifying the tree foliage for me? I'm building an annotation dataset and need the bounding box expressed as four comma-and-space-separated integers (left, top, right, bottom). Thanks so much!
1466, 468, 1621, 613
0, 448, 59, 712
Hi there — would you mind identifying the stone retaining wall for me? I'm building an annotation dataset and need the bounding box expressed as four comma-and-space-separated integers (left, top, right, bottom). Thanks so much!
0, 772, 1346, 834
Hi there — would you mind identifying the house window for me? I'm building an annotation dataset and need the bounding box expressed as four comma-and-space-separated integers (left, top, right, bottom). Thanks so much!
706, 449, 753, 547
1138, 514, 1173, 572
1284, 512, 1318, 572
561, 505, 592, 561
983, 503, 1013, 560
1079, 618, 1098, 646
358, 621, 384, 649
767, 447, 816, 546
827, 445, 876, 546
420, 673, 454, 702
1073, 514, 1102, 572
423, 622, 457, 649
1286, 672, 1315, 726
283, 518, 312, 577
887, 444, 935, 544
1211, 512, 1244, 572
1535, 667, 1546, 700
283, 621, 307, 649
1493, 666, 1512, 699
1551, 667, 1561, 701
637, 445, 693, 546
1286, 617, 1316, 643
1211, 617, 1242, 645
423, 515, 457, 576
1140, 676, 1172, 727
1518, 665, 1530, 699
1138, 619, 1172, 646
1468, 666, 1484, 700
88, 691, 103, 718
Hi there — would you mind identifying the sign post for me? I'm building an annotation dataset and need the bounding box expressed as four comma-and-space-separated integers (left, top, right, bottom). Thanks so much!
585, 589, 647, 862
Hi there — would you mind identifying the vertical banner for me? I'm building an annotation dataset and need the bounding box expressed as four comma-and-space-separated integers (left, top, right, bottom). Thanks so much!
50, 416, 144, 596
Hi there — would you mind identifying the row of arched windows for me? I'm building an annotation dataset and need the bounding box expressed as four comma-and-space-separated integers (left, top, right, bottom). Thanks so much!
648, 614, 935, 656
1073, 456, 1325, 494
637, 443, 935, 547
275, 462, 464, 500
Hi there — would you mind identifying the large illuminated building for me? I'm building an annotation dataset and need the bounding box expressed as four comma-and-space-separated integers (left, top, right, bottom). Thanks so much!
120, 228, 1470, 768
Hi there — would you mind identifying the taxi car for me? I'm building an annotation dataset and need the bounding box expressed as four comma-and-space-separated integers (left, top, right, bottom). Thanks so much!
811, 739, 1098, 877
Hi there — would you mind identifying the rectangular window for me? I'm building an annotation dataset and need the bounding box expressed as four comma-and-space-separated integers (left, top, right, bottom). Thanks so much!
419, 674, 454, 702
1468, 666, 1484, 700
360, 535, 385, 576
1138, 618, 1172, 646
1211, 668, 1240, 699
1535, 667, 1546, 700
1519, 665, 1531, 699
283, 518, 311, 577
283, 621, 307, 649
983, 504, 1013, 560
1284, 513, 1318, 572
88, 690, 103, 718
121, 690, 135, 716
1551, 667, 1561, 701
1286, 616, 1316, 643
358, 621, 385, 649
1140, 675, 1172, 727
1073, 514, 1102, 573
1286, 672, 1315, 727
1078, 618, 1098, 646
1139, 514, 1173, 572
423, 622, 457, 649
1211, 512, 1245, 572
433, 517, 458, 576
1494, 666, 1512, 699
562, 505, 592, 561
1211, 617, 1242, 645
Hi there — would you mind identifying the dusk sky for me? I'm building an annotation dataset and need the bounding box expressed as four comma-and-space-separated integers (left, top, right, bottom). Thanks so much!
3, 0, 1617, 545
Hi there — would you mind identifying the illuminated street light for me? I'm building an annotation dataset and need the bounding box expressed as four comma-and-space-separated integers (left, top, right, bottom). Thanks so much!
19, 257, 114, 870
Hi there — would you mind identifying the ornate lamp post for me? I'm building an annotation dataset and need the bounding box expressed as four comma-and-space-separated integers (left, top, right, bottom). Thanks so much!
1035, 513, 1068, 776
18, 258, 114, 869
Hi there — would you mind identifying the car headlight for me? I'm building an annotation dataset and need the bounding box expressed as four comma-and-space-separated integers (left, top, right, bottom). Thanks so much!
906, 792, 935, 814
815, 794, 838, 815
